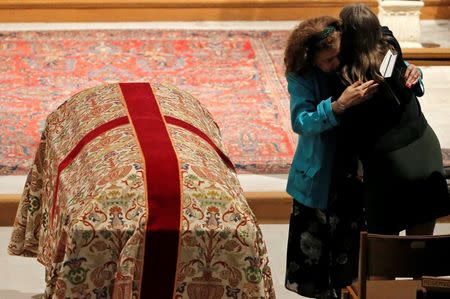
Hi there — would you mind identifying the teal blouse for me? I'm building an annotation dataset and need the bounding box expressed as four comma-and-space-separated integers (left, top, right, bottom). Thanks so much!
285, 70, 339, 209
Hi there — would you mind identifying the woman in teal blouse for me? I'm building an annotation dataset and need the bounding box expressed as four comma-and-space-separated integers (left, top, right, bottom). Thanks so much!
284, 20, 377, 210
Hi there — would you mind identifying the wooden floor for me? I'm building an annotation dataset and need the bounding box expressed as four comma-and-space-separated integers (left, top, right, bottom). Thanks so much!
0, 0, 448, 22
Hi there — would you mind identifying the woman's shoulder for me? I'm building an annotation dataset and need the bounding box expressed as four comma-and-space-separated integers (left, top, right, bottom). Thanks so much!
381, 26, 394, 37
286, 71, 316, 85
381, 26, 402, 53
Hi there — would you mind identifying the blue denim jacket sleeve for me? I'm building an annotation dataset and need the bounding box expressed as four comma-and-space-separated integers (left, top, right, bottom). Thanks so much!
287, 74, 339, 137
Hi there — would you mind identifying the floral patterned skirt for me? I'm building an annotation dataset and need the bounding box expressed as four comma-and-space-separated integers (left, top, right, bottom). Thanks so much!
285, 178, 365, 299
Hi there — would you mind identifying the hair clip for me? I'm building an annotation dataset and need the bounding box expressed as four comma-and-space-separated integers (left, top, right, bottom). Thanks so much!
319, 26, 336, 40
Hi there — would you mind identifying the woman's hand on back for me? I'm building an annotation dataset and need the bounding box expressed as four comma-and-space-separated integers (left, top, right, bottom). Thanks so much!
404, 64, 421, 88
332, 80, 379, 115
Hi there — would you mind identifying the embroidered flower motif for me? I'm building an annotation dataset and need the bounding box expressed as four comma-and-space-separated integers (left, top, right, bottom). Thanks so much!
300, 232, 322, 265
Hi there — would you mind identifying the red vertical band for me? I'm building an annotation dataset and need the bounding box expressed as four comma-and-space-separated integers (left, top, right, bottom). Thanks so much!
119, 83, 181, 299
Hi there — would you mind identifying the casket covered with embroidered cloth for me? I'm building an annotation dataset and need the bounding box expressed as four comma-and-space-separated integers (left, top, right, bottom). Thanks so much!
8, 82, 276, 299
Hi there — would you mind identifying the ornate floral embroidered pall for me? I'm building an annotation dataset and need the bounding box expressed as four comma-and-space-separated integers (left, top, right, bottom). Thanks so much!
8, 82, 276, 299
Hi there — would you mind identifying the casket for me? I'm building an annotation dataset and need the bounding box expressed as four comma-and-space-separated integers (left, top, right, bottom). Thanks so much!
8, 82, 276, 299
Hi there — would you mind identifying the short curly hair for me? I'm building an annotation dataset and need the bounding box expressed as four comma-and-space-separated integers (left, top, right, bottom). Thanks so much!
284, 16, 341, 76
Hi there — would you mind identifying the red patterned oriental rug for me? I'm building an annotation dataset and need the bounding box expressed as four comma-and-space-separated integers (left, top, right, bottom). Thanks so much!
0, 29, 296, 175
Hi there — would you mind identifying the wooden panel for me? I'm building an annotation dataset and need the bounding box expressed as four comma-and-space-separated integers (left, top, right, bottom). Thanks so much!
0, 194, 20, 226
348, 280, 423, 299
1, 193, 449, 226
404, 48, 450, 59
403, 48, 450, 66
0, 0, 446, 21
0, 0, 446, 22
367, 280, 422, 299
246, 191, 292, 224
422, 0, 450, 19
0, 0, 375, 9
0, 0, 377, 22
0, 7, 362, 22
0, 192, 292, 226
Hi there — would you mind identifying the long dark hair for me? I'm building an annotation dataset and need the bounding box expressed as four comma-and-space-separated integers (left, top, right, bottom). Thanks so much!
339, 4, 391, 85
284, 16, 341, 76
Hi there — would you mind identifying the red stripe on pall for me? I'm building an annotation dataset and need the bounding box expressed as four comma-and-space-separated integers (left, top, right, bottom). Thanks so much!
165, 115, 236, 172
51, 116, 129, 225
119, 83, 181, 299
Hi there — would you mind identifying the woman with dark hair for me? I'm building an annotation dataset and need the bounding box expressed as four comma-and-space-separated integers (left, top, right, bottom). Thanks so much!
338, 3, 450, 235
283, 16, 378, 299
